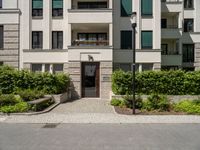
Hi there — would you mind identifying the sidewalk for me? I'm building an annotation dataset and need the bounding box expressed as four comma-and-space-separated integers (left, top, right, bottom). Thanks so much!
1, 113, 200, 124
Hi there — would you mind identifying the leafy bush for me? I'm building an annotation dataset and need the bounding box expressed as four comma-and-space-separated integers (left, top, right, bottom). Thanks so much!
17, 89, 44, 102
174, 100, 200, 114
142, 94, 171, 112
0, 94, 21, 106
112, 70, 200, 95
123, 95, 143, 109
31, 100, 55, 112
0, 66, 70, 94
0, 102, 30, 113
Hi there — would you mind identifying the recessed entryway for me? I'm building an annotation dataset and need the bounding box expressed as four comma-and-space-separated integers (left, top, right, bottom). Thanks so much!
81, 62, 100, 98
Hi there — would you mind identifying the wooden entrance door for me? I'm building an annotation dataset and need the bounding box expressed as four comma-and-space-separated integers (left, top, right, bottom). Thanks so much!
81, 62, 100, 98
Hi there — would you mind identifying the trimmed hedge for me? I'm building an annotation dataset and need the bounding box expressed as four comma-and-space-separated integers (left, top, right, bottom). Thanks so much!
0, 66, 70, 94
112, 70, 200, 95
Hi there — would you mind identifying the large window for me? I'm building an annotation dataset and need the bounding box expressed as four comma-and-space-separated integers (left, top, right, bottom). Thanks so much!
184, 19, 194, 32
0, 25, 3, 49
32, 31, 43, 49
31, 64, 63, 74
52, 0, 63, 17
183, 44, 194, 63
161, 44, 168, 55
141, 31, 153, 49
121, 0, 132, 17
32, 0, 43, 17
78, 2, 107, 9
52, 31, 63, 49
161, 19, 167, 28
0, 0, 2, 8
184, 0, 193, 9
120, 31, 132, 49
141, 0, 153, 16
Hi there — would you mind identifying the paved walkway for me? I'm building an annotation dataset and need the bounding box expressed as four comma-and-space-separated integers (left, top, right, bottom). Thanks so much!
50, 99, 115, 114
1, 99, 200, 124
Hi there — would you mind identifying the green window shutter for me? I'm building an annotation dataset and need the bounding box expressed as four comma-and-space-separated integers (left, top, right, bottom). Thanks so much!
121, 0, 132, 17
53, 0, 63, 9
32, 0, 43, 9
121, 31, 132, 49
141, 0, 152, 16
141, 31, 152, 49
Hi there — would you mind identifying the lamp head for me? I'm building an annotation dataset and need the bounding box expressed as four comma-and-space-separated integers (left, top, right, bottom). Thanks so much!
130, 12, 137, 28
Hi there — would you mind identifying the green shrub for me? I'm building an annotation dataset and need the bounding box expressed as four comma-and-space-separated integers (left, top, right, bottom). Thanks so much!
112, 70, 200, 95
31, 100, 54, 112
0, 94, 21, 106
142, 94, 171, 111
174, 100, 200, 114
0, 66, 70, 94
0, 102, 30, 113
17, 89, 44, 102
110, 99, 126, 108
123, 95, 143, 109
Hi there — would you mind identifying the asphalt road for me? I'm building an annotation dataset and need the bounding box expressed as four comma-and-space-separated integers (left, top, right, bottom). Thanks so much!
0, 123, 200, 150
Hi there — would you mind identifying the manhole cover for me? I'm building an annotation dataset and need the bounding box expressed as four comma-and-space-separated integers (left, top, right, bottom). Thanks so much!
42, 123, 59, 128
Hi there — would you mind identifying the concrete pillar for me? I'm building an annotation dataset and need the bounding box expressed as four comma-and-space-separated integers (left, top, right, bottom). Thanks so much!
109, 0, 112, 9
67, 24, 72, 47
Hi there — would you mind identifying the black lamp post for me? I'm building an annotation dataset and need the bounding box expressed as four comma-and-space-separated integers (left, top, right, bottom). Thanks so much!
130, 12, 137, 114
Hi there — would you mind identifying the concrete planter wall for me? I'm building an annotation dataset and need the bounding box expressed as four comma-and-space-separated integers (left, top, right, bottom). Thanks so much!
112, 95, 200, 103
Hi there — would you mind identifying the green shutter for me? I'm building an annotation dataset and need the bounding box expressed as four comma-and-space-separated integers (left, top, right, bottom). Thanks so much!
53, 0, 63, 9
121, 31, 132, 49
141, 0, 152, 15
121, 0, 132, 17
32, 0, 43, 9
142, 31, 152, 49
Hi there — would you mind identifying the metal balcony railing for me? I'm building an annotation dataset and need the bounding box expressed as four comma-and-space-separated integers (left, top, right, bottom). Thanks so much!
72, 40, 109, 46
161, 0, 182, 3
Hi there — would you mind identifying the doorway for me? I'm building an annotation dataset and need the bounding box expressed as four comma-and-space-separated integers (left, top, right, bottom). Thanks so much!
81, 62, 100, 98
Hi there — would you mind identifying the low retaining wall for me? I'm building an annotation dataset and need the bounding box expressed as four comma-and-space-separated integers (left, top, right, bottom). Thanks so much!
112, 95, 200, 103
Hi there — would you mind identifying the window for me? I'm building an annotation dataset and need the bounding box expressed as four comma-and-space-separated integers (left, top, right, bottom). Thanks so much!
52, 31, 63, 49
121, 0, 132, 17
183, 44, 194, 63
53, 64, 63, 74
76, 33, 107, 46
184, 19, 194, 32
183, 67, 195, 72
142, 63, 153, 71
184, 0, 193, 9
141, 31, 153, 49
32, 64, 42, 72
45, 64, 50, 72
32, 0, 43, 17
121, 31, 132, 49
161, 44, 168, 55
78, 2, 107, 9
141, 0, 153, 16
0, 25, 3, 49
0, 0, 2, 8
161, 19, 167, 28
32, 31, 43, 49
52, 0, 63, 17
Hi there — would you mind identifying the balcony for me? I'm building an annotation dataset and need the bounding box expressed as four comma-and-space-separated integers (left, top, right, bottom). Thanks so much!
68, 0, 112, 23
162, 28, 182, 39
69, 23, 112, 48
161, 0, 183, 13
162, 55, 182, 66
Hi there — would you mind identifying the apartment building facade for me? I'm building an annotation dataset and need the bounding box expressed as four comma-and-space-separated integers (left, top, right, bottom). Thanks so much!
0, 0, 200, 99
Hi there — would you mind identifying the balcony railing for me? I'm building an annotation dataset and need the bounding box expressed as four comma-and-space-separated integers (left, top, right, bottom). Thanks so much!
161, 0, 182, 3
162, 24, 179, 29
72, 40, 109, 46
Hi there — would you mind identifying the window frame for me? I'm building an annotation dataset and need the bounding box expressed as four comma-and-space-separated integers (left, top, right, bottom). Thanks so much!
0, 25, 3, 49
32, 0, 43, 18
141, 0, 153, 17
52, 31, 63, 49
182, 44, 194, 63
120, 30, 132, 49
141, 31, 153, 49
32, 31, 43, 49
120, 0, 132, 17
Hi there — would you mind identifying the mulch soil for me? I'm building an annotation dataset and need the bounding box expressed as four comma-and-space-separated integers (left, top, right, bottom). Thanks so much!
114, 106, 188, 115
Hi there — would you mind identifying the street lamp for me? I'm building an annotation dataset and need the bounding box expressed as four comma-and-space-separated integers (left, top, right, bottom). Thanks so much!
130, 12, 137, 114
